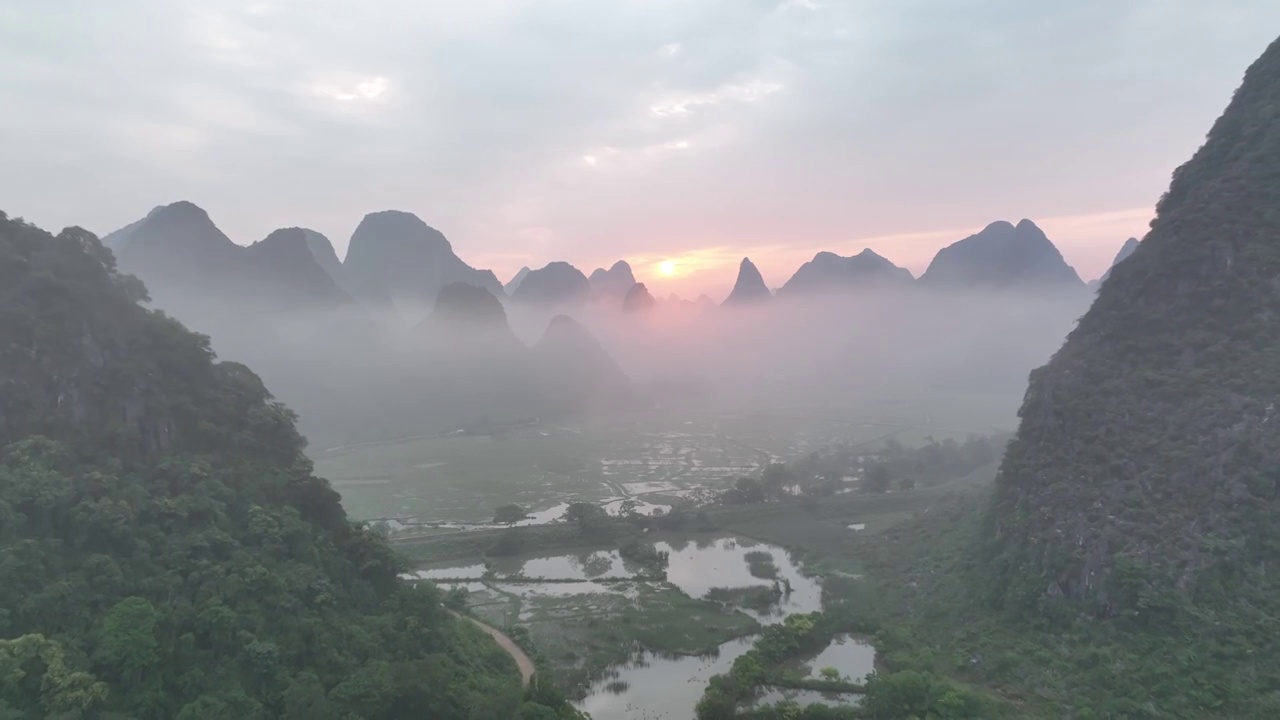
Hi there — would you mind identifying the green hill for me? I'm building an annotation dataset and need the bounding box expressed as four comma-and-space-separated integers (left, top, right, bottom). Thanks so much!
0, 213, 577, 719
979, 34, 1280, 716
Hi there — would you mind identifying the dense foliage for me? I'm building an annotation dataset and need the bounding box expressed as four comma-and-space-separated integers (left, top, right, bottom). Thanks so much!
719, 435, 1003, 504
977, 37, 1280, 716
986, 28, 1280, 636
987, 35, 1280, 616
0, 213, 574, 718
694, 607, 987, 720
861, 490, 1280, 718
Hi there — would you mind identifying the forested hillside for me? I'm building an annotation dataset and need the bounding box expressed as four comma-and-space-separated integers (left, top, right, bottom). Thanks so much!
0, 212, 576, 719
980, 35, 1280, 715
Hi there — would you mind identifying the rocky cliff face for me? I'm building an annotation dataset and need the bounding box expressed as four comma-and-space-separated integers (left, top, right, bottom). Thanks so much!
985, 38, 1280, 617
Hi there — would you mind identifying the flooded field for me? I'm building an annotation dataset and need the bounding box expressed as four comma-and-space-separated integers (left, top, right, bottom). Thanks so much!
576, 636, 758, 719
803, 634, 877, 683
660, 536, 823, 621
411, 534, 867, 719
750, 686, 861, 709
312, 410, 904, 522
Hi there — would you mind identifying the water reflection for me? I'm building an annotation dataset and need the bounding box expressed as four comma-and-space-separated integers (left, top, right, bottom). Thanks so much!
804, 634, 876, 683
751, 686, 861, 709
574, 636, 758, 719
658, 537, 822, 622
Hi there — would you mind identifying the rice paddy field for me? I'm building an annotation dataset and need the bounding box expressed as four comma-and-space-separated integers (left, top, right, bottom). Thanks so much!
311, 395, 1014, 525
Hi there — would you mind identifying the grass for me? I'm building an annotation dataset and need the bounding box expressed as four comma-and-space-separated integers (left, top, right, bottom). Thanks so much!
371, 404, 1026, 713
314, 404, 1003, 522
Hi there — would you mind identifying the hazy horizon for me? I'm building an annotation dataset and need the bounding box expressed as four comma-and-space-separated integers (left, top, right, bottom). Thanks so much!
5, 1, 1279, 297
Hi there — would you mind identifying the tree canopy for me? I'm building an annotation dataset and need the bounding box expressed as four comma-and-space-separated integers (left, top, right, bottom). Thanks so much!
0, 212, 579, 718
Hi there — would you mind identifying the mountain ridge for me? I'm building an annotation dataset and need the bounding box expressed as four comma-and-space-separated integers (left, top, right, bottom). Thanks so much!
779, 248, 914, 295
920, 219, 1084, 290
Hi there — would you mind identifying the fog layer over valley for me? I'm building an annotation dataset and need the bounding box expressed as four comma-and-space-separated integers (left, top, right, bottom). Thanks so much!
99, 203, 1102, 453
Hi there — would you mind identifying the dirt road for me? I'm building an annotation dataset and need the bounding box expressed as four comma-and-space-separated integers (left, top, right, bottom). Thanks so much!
450, 610, 536, 686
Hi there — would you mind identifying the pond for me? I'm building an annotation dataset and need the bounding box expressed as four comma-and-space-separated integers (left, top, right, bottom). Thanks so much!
803, 634, 876, 684
572, 536, 833, 719
411, 535, 868, 720
574, 636, 757, 719
602, 498, 672, 517
406, 563, 488, 580
749, 686, 861, 709
658, 536, 823, 622
412, 549, 645, 581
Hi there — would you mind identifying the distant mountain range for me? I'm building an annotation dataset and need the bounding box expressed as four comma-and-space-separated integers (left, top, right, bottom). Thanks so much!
98, 202, 634, 445
107, 202, 353, 321
104, 202, 1101, 320
95, 200, 1108, 445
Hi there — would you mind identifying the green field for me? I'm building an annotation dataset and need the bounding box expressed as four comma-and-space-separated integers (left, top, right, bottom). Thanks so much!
312, 397, 1017, 524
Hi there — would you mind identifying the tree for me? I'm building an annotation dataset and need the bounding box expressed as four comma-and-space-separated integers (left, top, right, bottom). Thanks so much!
863, 462, 893, 494
493, 503, 527, 525
443, 586, 469, 611
0, 213, 579, 720
94, 597, 161, 684
516, 702, 561, 720
723, 476, 765, 504
0, 634, 108, 717
762, 463, 795, 499
564, 502, 607, 533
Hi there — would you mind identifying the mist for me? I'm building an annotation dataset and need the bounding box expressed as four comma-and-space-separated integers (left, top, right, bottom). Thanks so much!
132, 276, 1089, 452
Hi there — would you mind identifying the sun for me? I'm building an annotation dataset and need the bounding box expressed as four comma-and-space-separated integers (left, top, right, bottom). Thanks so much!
659, 260, 677, 276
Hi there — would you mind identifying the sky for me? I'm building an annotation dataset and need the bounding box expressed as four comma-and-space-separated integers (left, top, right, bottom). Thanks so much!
3, 1, 1279, 299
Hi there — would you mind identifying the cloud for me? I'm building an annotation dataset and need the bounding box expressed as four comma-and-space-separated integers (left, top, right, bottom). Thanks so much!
2, 0, 1279, 294
649, 79, 784, 118
777, 0, 821, 12
308, 75, 391, 102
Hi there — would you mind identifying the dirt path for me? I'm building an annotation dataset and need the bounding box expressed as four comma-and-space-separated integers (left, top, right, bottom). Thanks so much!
450, 610, 535, 686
